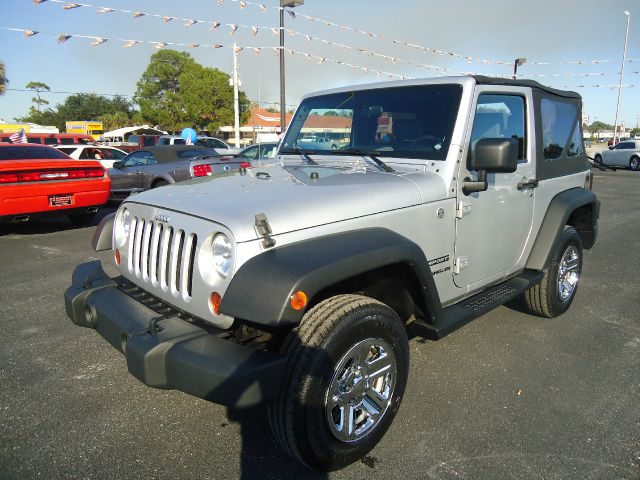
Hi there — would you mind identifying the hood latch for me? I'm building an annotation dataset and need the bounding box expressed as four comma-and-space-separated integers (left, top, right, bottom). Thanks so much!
255, 213, 276, 249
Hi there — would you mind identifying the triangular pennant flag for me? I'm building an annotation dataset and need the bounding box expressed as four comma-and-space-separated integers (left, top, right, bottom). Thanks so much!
287, 10, 296, 18
162, 16, 174, 23
250, 26, 258, 37
229, 24, 238, 35
253, 47, 261, 54
63, 3, 81, 10
213, 44, 223, 48
33, 0, 47, 4
210, 21, 220, 30
189, 43, 200, 48
97, 7, 114, 13
90, 37, 107, 46
122, 40, 139, 48
152, 42, 167, 49
184, 19, 197, 27
23, 30, 38, 37
258, 4, 267, 12
133, 11, 145, 18
239, 2, 247, 8
56, 34, 72, 43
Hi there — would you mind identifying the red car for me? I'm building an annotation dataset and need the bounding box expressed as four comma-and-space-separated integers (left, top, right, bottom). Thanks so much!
0, 143, 111, 224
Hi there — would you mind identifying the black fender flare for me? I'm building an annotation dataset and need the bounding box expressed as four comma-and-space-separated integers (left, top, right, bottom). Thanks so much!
92, 212, 115, 251
526, 188, 599, 270
219, 228, 442, 327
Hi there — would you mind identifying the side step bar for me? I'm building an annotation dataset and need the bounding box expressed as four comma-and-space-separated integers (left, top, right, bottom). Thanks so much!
410, 270, 544, 340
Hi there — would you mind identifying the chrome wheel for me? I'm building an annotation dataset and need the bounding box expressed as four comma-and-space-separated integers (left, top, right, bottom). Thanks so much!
557, 245, 580, 302
630, 157, 640, 171
325, 337, 396, 443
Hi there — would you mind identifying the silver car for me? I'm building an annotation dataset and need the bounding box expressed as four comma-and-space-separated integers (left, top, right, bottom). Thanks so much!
108, 145, 249, 200
594, 139, 640, 170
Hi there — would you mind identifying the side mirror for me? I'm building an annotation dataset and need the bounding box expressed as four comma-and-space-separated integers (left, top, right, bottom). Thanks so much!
463, 138, 519, 195
608, 146, 613, 150
113, 161, 124, 169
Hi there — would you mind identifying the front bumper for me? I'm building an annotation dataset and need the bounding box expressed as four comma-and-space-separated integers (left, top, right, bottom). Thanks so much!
65, 261, 286, 408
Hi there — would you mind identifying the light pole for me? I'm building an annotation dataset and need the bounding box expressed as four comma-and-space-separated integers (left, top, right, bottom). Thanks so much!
280, 0, 303, 136
513, 57, 526, 79
613, 10, 631, 145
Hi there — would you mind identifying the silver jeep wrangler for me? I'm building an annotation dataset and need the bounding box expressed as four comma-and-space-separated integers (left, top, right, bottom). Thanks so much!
65, 76, 599, 471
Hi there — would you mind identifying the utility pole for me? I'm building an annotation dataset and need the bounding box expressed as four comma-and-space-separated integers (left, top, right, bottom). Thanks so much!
232, 42, 240, 148
279, 0, 304, 137
613, 11, 631, 145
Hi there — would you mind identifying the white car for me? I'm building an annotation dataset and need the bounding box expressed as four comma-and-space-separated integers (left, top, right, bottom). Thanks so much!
56, 145, 128, 169
594, 139, 640, 170
156, 135, 241, 155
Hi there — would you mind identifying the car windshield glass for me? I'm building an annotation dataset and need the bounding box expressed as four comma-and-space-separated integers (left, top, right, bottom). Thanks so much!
280, 84, 463, 161
0, 145, 70, 160
176, 148, 219, 158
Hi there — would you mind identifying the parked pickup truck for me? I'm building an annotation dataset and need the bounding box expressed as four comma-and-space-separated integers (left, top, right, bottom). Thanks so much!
65, 76, 599, 471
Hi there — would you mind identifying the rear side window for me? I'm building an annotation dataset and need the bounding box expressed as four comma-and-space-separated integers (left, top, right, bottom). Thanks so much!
541, 98, 578, 160
0, 146, 70, 160
57, 147, 76, 155
27, 138, 42, 144
44, 137, 58, 145
58, 137, 75, 145
566, 121, 584, 158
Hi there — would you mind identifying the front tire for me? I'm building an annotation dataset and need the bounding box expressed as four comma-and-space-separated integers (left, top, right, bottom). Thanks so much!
269, 294, 409, 471
629, 156, 640, 171
524, 227, 583, 317
594, 154, 603, 165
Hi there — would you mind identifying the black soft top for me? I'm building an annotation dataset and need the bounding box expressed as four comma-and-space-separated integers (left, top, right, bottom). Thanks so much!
472, 75, 581, 100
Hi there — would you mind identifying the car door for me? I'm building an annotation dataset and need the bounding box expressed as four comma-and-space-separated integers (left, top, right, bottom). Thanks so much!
454, 88, 535, 289
111, 151, 148, 194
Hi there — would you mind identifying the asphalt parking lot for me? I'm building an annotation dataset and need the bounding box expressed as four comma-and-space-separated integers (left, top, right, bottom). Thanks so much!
0, 168, 639, 480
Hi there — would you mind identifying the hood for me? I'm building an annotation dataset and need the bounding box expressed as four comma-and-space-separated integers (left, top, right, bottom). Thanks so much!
126, 162, 447, 242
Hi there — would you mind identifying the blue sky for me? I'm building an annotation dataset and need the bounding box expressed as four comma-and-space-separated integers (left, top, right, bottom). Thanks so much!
1, 0, 638, 129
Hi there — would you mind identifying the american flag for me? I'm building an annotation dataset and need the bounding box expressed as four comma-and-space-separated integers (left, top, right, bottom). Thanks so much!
9, 129, 28, 143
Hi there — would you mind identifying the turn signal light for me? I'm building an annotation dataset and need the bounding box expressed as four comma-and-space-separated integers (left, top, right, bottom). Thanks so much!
290, 290, 308, 311
209, 292, 222, 315
114, 248, 121, 265
240, 161, 251, 169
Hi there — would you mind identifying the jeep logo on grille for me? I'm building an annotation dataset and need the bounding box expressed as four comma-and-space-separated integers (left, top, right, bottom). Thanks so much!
154, 212, 170, 224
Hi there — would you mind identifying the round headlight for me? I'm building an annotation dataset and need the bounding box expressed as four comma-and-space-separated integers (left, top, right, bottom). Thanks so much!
212, 233, 233, 277
114, 207, 131, 247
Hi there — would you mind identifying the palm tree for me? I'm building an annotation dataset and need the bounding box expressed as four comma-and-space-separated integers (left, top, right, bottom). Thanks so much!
0, 61, 7, 95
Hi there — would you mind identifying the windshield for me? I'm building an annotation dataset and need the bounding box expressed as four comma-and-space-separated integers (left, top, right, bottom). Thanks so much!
281, 84, 462, 161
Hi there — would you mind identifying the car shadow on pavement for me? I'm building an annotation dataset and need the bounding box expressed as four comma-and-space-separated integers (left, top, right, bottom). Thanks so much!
226, 406, 328, 480
0, 207, 115, 237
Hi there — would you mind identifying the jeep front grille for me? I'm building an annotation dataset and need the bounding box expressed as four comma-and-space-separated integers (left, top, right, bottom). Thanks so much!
126, 216, 198, 299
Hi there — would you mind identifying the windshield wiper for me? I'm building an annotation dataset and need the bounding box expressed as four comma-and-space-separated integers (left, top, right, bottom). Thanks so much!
280, 147, 317, 165
339, 149, 394, 172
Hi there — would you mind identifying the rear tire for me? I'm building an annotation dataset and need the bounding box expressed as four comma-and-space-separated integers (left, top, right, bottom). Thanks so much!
629, 156, 640, 171
524, 227, 583, 318
269, 294, 409, 471
153, 179, 169, 188
68, 211, 96, 226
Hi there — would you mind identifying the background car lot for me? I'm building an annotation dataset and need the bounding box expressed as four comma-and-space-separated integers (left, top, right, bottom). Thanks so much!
0, 168, 638, 480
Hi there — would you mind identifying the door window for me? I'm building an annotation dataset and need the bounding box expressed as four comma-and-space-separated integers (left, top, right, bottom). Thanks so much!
123, 151, 152, 166
471, 94, 526, 160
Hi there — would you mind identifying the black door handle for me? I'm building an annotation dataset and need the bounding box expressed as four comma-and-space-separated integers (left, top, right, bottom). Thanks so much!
517, 179, 538, 190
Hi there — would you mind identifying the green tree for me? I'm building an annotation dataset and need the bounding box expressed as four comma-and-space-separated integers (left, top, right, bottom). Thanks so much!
0, 60, 7, 96
135, 50, 196, 129
180, 62, 250, 131
17, 93, 134, 131
135, 49, 251, 131
98, 111, 133, 131
26, 81, 50, 112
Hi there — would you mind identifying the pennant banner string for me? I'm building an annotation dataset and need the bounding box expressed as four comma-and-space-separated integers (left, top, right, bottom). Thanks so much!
4, 27, 638, 89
